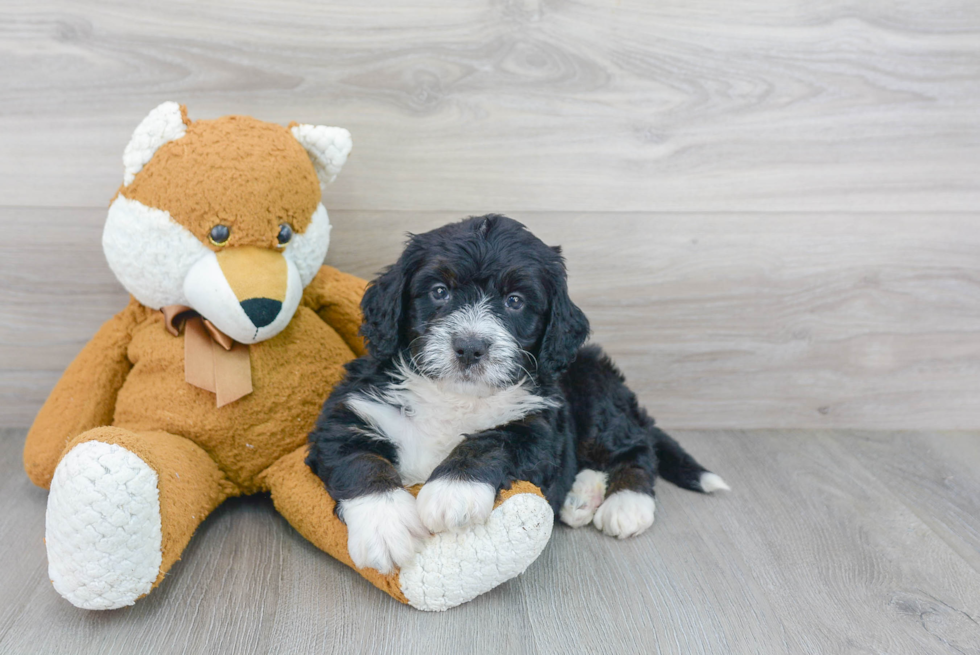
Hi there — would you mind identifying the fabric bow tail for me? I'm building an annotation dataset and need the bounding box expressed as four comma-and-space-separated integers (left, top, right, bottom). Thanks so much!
161, 305, 253, 408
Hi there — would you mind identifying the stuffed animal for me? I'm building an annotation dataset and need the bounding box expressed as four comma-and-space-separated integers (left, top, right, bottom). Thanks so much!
23, 102, 554, 612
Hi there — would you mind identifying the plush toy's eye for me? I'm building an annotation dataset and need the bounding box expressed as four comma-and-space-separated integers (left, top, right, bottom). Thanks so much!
430, 284, 451, 303
505, 294, 525, 311
209, 225, 230, 246
277, 223, 293, 246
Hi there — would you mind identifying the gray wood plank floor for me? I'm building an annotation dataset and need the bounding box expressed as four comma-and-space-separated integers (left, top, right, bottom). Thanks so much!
3, 428, 980, 655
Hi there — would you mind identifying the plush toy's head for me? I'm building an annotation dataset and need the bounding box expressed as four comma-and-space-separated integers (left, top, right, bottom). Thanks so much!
103, 102, 352, 344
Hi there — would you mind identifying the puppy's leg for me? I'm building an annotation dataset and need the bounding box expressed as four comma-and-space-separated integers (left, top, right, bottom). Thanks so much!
416, 434, 499, 533
560, 469, 608, 528
339, 488, 429, 573
592, 465, 657, 539
418, 420, 554, 533
416, 477, 496, 533
307, 410, 428, 574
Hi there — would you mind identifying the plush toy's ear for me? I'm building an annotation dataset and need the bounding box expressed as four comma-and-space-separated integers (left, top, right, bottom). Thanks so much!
122, 101, 189, 186
290, 124, 353, 190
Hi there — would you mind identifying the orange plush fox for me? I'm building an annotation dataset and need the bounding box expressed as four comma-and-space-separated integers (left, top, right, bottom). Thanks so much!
24, 103, 553, 612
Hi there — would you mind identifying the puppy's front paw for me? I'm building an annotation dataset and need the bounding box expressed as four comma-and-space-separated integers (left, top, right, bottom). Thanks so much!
593, 490, 656, 539
339, 489, 429, 574
416, 478, 496, 533
560, 469, 608, 528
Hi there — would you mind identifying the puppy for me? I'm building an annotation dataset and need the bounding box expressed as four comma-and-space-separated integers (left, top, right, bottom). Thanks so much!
307, 215, 728, 573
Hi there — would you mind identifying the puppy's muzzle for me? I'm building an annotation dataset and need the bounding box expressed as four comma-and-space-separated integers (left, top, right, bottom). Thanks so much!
453, 335, 490, 368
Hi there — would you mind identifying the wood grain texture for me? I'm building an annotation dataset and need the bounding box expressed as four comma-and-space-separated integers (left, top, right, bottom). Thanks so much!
839, 430, 980, 576
4, 429, 980, 654
1, 0, 978, 212
3, 207, 978, 430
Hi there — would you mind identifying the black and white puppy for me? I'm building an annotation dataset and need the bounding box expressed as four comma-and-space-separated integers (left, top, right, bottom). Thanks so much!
307, 215, 728, 573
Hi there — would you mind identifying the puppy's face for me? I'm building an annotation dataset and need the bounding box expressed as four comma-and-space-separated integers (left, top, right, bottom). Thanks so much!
360, 215, 589, 390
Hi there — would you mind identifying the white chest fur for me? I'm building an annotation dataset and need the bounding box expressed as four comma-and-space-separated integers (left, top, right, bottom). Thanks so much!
346, 368, 556, 486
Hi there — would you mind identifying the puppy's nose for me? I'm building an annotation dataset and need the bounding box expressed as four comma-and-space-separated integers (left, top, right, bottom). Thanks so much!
453, 335, 490, 367
240, 298, 282, 328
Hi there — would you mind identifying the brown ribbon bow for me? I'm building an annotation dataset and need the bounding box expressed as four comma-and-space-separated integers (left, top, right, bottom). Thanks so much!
161, 305, 253, 408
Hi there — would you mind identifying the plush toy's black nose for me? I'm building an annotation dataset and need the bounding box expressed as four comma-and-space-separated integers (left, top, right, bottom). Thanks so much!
452, 335, 490, 368
240, 298, 282, 328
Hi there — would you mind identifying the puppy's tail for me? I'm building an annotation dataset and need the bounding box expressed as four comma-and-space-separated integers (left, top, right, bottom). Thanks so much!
652, 427, 730, 494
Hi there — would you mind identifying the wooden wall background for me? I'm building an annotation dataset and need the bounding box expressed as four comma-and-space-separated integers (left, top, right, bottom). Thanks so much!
1, 0, 978, 430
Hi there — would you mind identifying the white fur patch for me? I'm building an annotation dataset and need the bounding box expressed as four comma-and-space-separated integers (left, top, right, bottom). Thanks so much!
283, 203, 331, 287
46, 441, 163, 610
700, 472, 731, 493
416, 478, 496, 533
103, 195, 210, 310
346, 362, 559, 486
560, 469, 608, 528
123, 101, 187, 185
593, 490, 656, 539
290, 124, 352, 190
339, 489, 429, 574
400, 491, 553, 611
183, 250, 303, 344
418, 298, 522, 388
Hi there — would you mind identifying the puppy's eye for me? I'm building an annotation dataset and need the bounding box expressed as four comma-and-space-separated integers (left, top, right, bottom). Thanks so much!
505, 294, 525, 311
277, 223, 293, 246
430, 284, 451, 302
209, 225, 230, 246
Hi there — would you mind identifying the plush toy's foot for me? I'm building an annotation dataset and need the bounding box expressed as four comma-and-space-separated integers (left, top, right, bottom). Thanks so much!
47, 441, 163, 609
264, 448, 555, 612
45, 428, 232, 610
399, 485, 554, 611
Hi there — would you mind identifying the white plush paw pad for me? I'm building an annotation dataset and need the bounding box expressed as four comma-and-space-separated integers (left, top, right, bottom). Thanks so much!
416, 479, 496, 533
560, 469, 608, 528
592, 490, 656, 539
46, 441, 163, 610
340, 489, 429, 574
400, 492, 554, 611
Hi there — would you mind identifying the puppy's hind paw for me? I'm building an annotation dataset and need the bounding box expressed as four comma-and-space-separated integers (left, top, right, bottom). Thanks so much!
560, 469, 608, 528
593, 490, 656, 539
340, 489, 429, 574
416, 478, 496, 533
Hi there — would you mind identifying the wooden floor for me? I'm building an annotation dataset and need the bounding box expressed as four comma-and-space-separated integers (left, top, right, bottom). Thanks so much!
2, 428, 980, 654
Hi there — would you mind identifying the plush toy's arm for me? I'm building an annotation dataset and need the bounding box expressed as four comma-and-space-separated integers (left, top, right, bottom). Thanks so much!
23, 299, 142, 489
302, 265, 369, 357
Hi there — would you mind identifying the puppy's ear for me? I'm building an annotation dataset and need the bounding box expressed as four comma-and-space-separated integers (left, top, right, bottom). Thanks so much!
538, 268, 590, 378
359, 262, 407, 361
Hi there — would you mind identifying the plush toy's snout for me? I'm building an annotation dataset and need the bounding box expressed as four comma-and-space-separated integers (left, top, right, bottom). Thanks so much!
217, 247, 288, 328
184, 246, 303, 344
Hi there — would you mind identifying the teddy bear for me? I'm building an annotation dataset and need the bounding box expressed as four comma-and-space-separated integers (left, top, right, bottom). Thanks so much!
23, 102, 554, 612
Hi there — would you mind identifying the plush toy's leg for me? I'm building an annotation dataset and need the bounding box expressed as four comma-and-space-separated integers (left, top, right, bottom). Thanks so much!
262, 447, 554, 611
45, 427, 234, 610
